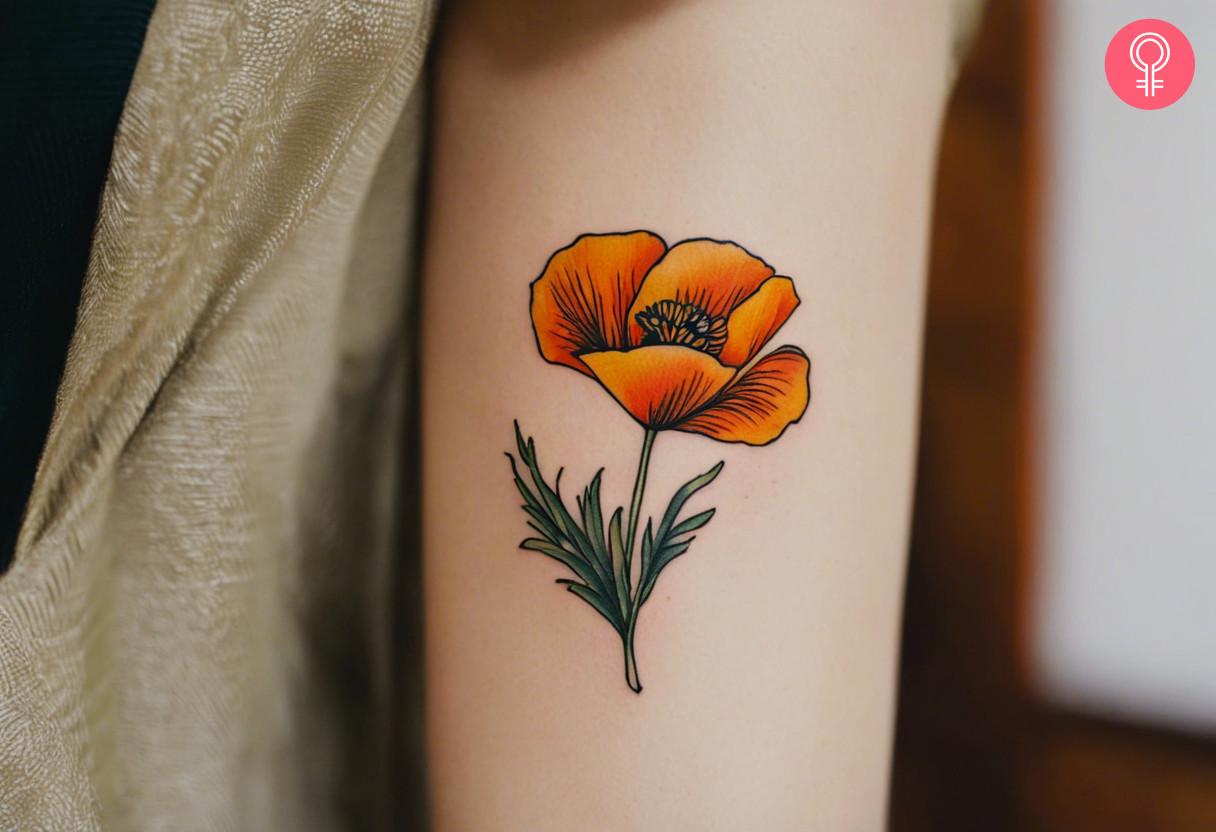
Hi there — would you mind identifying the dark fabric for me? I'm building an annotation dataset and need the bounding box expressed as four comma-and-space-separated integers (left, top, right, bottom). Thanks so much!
0, 0, 156, 570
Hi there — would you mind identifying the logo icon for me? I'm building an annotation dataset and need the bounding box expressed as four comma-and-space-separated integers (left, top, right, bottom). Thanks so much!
1130, 32, 1169, 97
1106, 19, 1194, 110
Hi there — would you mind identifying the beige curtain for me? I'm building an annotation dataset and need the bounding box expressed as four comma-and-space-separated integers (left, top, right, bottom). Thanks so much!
0, 1, 434, 828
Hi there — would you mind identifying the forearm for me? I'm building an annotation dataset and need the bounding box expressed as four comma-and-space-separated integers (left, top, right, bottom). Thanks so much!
422, 1, 952, 828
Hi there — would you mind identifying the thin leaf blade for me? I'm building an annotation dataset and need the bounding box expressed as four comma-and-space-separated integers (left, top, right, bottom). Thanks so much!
636, 460, 725, 607
520, 538, 600, 588
608, 507, 630, 620
559, 580, 624, 634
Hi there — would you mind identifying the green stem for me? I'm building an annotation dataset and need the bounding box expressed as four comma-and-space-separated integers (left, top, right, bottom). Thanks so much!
621, 428, 655, 694
624, 429, 656, 570
623, 616, 642, 693
617, 428, 656, 695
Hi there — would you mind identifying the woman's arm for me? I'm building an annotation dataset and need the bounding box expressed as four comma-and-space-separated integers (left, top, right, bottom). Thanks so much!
422, 1, 953, 827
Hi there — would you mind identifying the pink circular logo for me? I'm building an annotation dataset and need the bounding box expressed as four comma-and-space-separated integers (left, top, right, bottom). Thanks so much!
1106, 19, 1195, 110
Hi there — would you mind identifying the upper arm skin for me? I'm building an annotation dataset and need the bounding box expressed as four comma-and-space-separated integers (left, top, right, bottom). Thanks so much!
422, 2, 954, 829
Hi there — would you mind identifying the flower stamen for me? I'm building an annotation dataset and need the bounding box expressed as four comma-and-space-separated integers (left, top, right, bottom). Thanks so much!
635, 300, 728, 356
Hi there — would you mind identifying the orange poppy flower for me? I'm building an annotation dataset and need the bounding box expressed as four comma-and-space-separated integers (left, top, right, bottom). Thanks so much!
530, 231, 810, 445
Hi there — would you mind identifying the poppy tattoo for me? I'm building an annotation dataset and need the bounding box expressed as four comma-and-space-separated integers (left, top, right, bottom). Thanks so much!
507, 231, 811, 692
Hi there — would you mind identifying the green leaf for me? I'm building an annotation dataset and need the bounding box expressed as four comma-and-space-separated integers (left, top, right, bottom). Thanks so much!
639, 539, 694, 605
639, 519, 655, 583
521, 504, 563, 543
636, 461, 725, 607
513, 424, 572, 543
654, 461, 724, 546
608, 507, 630, 620
509, 423, 618, 612
514, 420, 532, 464
578, 469, 614, 584
507, 454, 543, 513
558, 580, 623, 634
520, 539, 601, 589
526, 443, 597, 564
669, 508, 715, 539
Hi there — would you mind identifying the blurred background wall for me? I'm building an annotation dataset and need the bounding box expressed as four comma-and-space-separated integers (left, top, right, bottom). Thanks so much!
888, 1, 1216, 828
1033, 0, 1216, 737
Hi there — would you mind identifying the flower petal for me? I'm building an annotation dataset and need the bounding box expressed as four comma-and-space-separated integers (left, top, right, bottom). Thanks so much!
677, 346, 810, 445
531, 231, 667, 375
581, 346, 736, 429
626, 239, 775, 345
717, 276, 800, 367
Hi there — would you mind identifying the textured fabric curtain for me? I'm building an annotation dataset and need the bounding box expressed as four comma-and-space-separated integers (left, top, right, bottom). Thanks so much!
0, 0, 157, 570
0, 1, 434, 827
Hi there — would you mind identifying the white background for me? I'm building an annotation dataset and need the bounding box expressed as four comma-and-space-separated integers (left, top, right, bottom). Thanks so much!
1035, 0, 1216, 734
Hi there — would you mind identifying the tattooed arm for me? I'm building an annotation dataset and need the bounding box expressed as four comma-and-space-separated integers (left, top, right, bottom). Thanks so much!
422, 1, 956, 827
